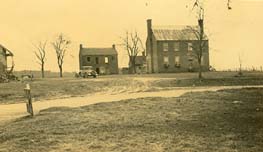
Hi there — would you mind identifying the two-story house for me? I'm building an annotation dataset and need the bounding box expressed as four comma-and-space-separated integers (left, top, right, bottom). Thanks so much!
79, 44, 118, 75
146, 19, 209, 73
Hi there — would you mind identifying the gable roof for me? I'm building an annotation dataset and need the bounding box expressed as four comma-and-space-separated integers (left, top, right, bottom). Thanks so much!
0, 44, 13, 56
80, 47, 117, 56
152, 25, 208, 41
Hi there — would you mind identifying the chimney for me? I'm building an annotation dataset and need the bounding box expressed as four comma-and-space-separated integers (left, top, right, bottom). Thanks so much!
80, 44, 83, 50
147, 19, 152, 37
147, 19, 154, 73
112, 44, 116, 49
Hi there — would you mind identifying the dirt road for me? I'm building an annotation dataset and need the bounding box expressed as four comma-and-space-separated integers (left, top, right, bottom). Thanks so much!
1, 85, 263, 123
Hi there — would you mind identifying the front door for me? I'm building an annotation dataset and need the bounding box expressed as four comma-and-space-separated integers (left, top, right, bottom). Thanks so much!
96, 68, 100, 74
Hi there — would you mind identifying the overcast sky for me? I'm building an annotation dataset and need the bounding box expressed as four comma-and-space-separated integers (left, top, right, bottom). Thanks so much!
0, 0, 263, 72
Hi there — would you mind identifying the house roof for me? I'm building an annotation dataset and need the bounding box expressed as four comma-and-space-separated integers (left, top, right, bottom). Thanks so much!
80, 47, 117, 56
152, 25, 208, 41
0, 44, 13, 56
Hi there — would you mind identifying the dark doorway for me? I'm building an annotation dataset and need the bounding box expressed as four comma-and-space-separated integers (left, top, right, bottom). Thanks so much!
96, 68, 100, 74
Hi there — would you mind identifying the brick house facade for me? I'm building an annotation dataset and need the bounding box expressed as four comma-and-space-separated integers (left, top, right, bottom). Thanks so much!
79, 44, 118, 75
146, 19, 209, 73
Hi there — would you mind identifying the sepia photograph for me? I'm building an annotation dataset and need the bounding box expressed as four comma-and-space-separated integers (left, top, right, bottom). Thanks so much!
0, 0, 263, 151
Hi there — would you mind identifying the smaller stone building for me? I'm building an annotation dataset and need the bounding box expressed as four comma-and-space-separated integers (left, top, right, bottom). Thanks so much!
79, 44, 118, 75
134, 52, 147, 74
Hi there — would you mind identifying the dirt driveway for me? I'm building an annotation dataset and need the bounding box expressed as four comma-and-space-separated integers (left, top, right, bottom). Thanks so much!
1, 85, 263, 123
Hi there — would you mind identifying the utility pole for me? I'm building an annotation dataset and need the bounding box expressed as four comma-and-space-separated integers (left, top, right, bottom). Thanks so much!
24, 84, 34, 116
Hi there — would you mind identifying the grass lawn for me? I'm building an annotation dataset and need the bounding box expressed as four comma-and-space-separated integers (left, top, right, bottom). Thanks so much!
0, 88, 262, 152
154, 77, 263, 87
0, 77, 146, 104
1, 71, 263, 104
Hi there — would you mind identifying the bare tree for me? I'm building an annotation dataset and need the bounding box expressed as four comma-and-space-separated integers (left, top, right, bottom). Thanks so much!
33, 40, 47, 78
187, 24, 206, 79
139, 38, 146, 54
189, 1, 206, 79
189, 0, 231, 79
51, 34, 71, 77
121, 31, 143, 74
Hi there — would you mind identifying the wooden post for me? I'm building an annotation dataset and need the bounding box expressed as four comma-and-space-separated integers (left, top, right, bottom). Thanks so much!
24, 84, 34, 116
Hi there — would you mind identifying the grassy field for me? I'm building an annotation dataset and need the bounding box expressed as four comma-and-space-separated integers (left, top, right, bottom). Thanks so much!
1, 71, 263, 104
148, 71, 263, 87
154, 76, 263, 87
0, 77, 147, 104
124, 71, 263, 79
0, 88, 262, 152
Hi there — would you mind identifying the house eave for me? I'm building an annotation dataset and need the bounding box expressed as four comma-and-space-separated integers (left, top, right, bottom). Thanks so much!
1, 45, 14, 57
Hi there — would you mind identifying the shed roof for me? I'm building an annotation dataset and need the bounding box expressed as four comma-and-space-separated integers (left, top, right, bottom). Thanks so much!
152, 25, 208, 41
80, 47, 117, 56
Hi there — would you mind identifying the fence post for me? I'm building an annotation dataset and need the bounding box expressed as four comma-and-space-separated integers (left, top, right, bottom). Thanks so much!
24, 84, 34, 116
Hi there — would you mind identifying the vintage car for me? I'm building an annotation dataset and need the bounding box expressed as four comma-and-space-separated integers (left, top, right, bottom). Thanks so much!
76, 66, 98, 78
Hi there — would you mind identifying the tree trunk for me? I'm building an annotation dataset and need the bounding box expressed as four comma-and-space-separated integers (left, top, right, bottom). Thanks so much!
133, 57, 136, 74
198, 19, 204, 80
198, 61, 202, 79
41, 63, 45, 78
128, 57, 133, 74
59, 65, 63, 77
129, 56, 136, 74
198, 55, 203, 80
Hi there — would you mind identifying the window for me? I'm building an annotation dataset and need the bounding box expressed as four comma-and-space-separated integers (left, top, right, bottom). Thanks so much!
175, 56, 180, 66
87, 57, 91, 62
95, 57, 99, 64
163, 43, 168, 52
112, 56, 114, 61
201, 56, 204, 65
174, 42, 179, 52
188, 42, 193, 51
105, 57, 109, 64
163, 56, 169, 64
